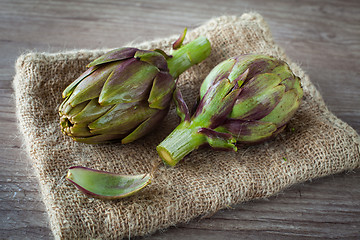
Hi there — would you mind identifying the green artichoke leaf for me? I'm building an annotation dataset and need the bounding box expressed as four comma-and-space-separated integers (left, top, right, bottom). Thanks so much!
194, 78, 237, 119
172, 28, 187, 50
148, 71, 175, 110
134, 50, 169, 71
198, 127, 237, 151
173, 87, 190, 122
234, 54, 279, 74
62, 66, 98, 98
67, 62, 117, 107
232, 85, 285, 120
283, 76, 303, 99
153, 49, 172, 60
271, 64, 294, 85
230, 73, 285, 120
87, 48, 138, 67
200, 58, 236, 98
71, 98, 113, 124
272, 64, 303, 97
69, 122, 93, 137
99, 61, 158, 105
217, 119, 277, 143
228, 62, 249, 85
65, 100, 89, 119
88, 102, 157, 135
121, 107, 169, 144
242, 73, 283, 94
260, 89, 301, 126
59, 98, 74, 116
66, 166, 151, 199
208, 83, 242, 129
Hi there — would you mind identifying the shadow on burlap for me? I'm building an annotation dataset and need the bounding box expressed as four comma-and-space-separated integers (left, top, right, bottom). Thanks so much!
13, 13, 360, 239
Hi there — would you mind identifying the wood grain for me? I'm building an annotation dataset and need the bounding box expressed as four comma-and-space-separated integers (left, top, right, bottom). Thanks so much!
1, 0, 359, 239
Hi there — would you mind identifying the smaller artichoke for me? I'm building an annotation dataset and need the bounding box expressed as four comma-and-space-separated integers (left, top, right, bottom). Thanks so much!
157, 54, 303, 166
59, 33, 211, 144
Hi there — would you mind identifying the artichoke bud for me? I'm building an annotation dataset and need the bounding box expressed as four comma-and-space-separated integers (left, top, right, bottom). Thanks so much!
59, 34, 211, 144
157, 54, 303, 166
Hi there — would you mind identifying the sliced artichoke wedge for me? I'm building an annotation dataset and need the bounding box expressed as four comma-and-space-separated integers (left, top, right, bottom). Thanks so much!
65, 166, 151, 199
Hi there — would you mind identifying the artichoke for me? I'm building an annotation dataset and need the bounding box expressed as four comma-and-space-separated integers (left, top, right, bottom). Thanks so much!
157, 54, 303, 166
59, 34, 211, 144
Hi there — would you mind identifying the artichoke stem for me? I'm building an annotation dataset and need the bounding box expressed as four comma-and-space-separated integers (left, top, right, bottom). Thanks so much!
167, 36, 211, 79
156, 121, 206, 166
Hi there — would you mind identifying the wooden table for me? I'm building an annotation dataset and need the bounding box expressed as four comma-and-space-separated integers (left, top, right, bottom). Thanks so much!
1, 0, 359, 239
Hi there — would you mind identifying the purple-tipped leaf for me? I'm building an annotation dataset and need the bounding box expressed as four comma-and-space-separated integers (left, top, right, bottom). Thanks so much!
67, 63, 117, 106
66, 166, 151, 199
71, 98, 113, 124
220, 119, 277, 143
62, 66, 98, 98
148, 71, 175, 110
198, 127, 237, 151
99, 60, 158, 105
173, 88, 190, 122
172, 28, 187, 50
122, 107, 169, 144
195, 78, 240, 122
260, 89, 301, 127
199, 58, 236, 98
153, 49, 172, 60
87, 48, 138, 67
231, 73, 286, 120
134, 50, 169, 71
209, 85, 242, 129
89, 102, 157, 135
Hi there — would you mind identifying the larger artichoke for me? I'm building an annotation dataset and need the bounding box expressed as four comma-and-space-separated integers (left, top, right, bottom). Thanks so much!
157, 54, 303, 166
59, 35, 211, 144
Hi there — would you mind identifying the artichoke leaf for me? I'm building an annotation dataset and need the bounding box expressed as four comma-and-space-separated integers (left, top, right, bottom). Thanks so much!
87, 48, 138, 67
66, 166, 151, 199
134, 50, 169, 71
67, 63, 117, 106
122, 107, 169, 144
173, 87, 190, 122
231, 84, 285, 120
148, 71, 175, 110
198, 127, 237, 151
71, 98, 113, 124
260, 89, 301, 126
99, 60, 158, 105
62, 66, 98, 98
219, 119, 277, 143
89, 102, 157, 135
200, 58, 236, 98
172, 28, 187, 50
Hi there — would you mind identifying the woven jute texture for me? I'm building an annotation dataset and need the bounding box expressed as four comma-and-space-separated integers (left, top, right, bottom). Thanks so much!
14, 13, 360, 239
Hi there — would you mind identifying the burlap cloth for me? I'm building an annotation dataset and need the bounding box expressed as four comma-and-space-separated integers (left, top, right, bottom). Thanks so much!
13, 13, 360, 239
